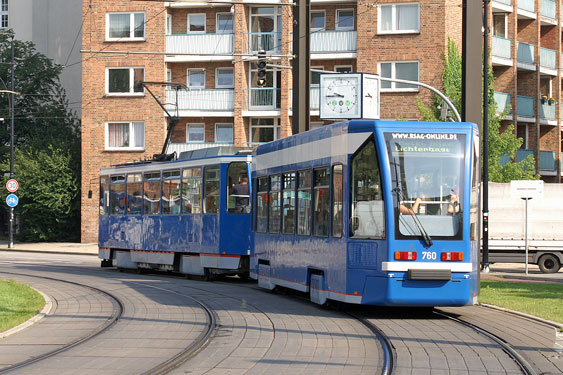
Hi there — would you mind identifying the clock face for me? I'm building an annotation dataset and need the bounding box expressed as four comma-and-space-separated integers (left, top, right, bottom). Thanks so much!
319, 74, 361, 119
362, 75, 380, 120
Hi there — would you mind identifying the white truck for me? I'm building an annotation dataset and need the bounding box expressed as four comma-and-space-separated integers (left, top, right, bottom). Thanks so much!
486, 182, 563, 273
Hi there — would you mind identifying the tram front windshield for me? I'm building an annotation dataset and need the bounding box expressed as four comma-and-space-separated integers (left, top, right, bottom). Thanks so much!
385, 132, 466, 240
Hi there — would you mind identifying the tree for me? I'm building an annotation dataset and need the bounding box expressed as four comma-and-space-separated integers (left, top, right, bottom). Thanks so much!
418, 38, 538, 182
0, 30, 80, 241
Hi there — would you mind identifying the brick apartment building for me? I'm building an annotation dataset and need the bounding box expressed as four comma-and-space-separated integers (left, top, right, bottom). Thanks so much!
489, 0, 562, 181
81, 0, 463, 243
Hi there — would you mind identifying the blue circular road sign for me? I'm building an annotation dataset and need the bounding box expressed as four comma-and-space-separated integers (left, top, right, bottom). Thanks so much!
6, 194, 18, 207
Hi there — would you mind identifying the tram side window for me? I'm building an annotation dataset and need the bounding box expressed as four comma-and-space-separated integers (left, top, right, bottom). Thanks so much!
204, 166, 220, 214
110, 175, 126, 215
99, 176, 109, 215
143, 172, 161, 215
470, 138, 479, 240
256, 177, 268, 233
297, 170, 312, 236
282, 172, 296, 234
162, 170, 181, 214
350, 140, 385, 238
313, 167, 330, 237
227, 162, 250, 214
269, 174, 281, 233
182, 167, 202, 214
332, 164, 343, 238
127, 173, 142, 215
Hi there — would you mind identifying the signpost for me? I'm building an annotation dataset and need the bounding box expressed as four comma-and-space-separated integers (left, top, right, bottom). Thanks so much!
6, 194, 18, 207
510, 180, 544, 274
6, 178, 18, 193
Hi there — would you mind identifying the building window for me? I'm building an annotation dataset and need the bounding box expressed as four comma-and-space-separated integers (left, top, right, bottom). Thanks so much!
335, 65, 352, 73
187, 124, 205, 142
217, 13, 234, 33
336, 9, 354, 30
378, 3, 419, 34
167, 13, 172, 35
0, 0, 7, 29
379, 61, 419, 91
216, 68, 234, 88
250, 7, 282, 52
250, 118, 280, 144
106, 67, 144, 95
493, 14, 507, 38
107, 12, 145, 40
311, 11, 325, 30
215, 123, 233, 143
188, 13, 206, 33
105, 122, 145, 150
187, 69, 205, 88
311, 66, 323, 86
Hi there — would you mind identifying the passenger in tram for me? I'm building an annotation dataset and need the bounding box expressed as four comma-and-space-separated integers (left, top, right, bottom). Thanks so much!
230, 176, 250, 213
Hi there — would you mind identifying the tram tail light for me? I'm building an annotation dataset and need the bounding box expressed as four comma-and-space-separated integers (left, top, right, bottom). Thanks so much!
441, 252, 464, 261
394, 251, 417, 261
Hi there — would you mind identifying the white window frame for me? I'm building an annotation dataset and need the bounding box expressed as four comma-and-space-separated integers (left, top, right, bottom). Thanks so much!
106, 12, 146, 41
377, 3, 420, 35
167, 13, 172, 35
249, 118, 280, 144
493, 13, 507, 38
336, 9, 354, 30
187, 68, 205, 88
378, 61, 420, 92
105, 67, 145, 96
105, 121, 145, 151
334, 65, 353, 73
310, 10, 326, 31
188, 13, 206, 34
215, 67, 234, 88
215, 123, 234, 143
187, 123, 205, 143
216, 12, 234, 33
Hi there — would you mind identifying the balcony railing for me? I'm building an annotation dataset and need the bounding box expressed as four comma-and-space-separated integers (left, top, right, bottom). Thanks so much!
247, 32, 282, 53
517, 0, 535, 13
168, 142, 234, 156
494, 92, 512, 114
247, 88, 281, 110
492, 36, 511, 60
517, 42, 535, 65
494, 0, 511, 4
516, 95, 534, 117
310, 30, 357, 53
540, 47, 556, 70
540, 100, 556, 119
166, 89, 234, 111
290, 86, 320, 110
515, 149, 557, 171
166, 33, 234, 55
540, 0, 556, 18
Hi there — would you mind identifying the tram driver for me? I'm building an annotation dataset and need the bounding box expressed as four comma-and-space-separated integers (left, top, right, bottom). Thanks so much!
230, 176, 250, 213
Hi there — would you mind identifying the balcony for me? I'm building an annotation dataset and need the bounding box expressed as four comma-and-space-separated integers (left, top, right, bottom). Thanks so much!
540, 100, 556, 120
246, 32, 282, 54
247, 88, 281, 110
492, 36, 512, 66
310, 30, 357, 57
492, 0, 512, 13
289, 86, 320, 113
517, 0, 536, 19
517, 42, 535, 70
168, 142, 235, 156
494, 92, 512, 118
165, 33, 234, 62
165, 89, 234, 116
513, 149, 557, 172
540, 0, 556, 24
516, 95, 534, 120
539, 47, 557, 74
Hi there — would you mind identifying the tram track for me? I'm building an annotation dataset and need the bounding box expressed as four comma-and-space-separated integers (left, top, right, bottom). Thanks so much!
0, 271, 124, 374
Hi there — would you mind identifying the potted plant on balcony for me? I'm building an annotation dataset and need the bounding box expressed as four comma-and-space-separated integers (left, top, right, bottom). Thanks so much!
548, 97, 556, 105
541, 95, 548, 104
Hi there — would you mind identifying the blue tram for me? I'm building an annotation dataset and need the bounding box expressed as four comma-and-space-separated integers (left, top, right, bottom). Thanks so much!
98, 148, 252, 278
251, 120, 480, 306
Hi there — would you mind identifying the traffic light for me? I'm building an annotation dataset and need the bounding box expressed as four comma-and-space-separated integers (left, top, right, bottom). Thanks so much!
257, 50, 267, 87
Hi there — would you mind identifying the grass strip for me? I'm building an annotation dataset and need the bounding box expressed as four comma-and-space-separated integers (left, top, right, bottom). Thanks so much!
0, 279, 45, 332
479, 280, 563, 324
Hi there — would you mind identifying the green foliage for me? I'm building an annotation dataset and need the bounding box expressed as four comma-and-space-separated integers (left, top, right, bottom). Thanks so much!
0, 30, 80, 241
417, 38, 538, 182
1, 147, 79, 241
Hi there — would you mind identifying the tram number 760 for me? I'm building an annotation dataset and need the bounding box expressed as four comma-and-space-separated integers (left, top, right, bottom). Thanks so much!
422, 251, 437, 260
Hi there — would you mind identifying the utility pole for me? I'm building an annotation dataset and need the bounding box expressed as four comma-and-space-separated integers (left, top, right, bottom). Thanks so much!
292, 0, 310, 134
482, 0, 490, 271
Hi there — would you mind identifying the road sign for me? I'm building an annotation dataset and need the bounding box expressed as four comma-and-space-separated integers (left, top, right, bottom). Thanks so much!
6, 194, 18, 207
510, 180, 544, 199
6, 179, 18, 192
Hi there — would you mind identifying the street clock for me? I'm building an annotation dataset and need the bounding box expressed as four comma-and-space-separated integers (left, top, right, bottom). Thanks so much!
319, 73, 380, 120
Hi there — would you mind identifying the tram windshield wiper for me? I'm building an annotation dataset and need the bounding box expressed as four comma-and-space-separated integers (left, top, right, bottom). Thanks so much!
393, 186, 433, 248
